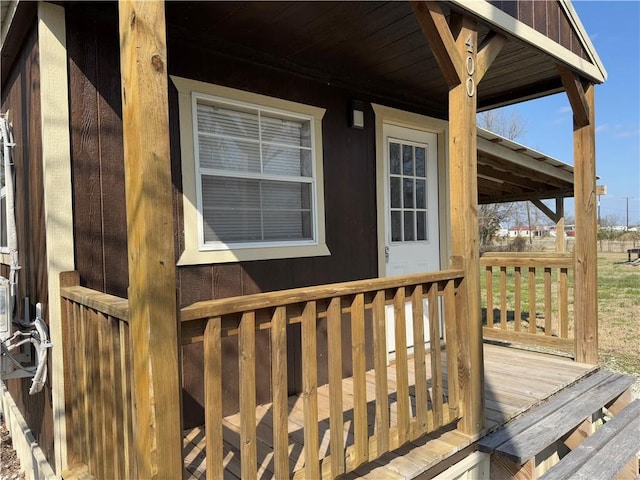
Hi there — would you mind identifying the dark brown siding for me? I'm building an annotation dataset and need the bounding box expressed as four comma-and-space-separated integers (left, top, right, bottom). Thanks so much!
491, 0, 589, 60
66, 4, 128, 299
1, 25, 54, 469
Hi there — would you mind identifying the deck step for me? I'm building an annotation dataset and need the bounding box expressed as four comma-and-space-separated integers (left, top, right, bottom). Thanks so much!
478, 370, 635, 464
538, 399, 640, 480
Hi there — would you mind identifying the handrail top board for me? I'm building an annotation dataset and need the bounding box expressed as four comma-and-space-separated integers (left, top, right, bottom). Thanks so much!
61, 285, 129, 322
181, 268, 464, 322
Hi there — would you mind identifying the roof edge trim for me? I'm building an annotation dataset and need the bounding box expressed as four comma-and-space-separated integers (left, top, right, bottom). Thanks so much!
449, 0, 605, 84
0, 0, 19, 49
560, 0, 607, 81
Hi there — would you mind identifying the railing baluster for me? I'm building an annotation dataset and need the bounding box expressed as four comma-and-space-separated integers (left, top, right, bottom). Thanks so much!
350, 294, 368, 466
500, 266, 507, 330
271, 306, 289, 479
99, 314, 116, 480
544, 267, 552, 336
327, 297, 345, 476
393, 288, 410, 445
528, 267, 537, 333
372, 290, 389, 455
485, 266, 493, 328
110, 317, 125, 480
205, 317, 223, 480
443, 279, 459, 420
428, 284, 442, 429
560, 267, 569, 338
514, 267, 522, 332
239, 311, 257, 480
121, 322, 136, 479
302, 301, 320, 479
411, 285, 428, 435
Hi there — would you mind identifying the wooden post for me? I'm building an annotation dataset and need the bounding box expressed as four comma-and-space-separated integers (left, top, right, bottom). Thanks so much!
412, 1, 506, 436
570, 81, 598, 364
118, 2, 183, 478
556, 197, 566, 253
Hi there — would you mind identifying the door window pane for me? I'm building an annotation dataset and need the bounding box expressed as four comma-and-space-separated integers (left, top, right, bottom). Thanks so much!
416, 179, 426, 209
403, 178, 414, 208
391, 211, 402, 241
390, 177, 401, 209
403, 145, 413, 175
415, 147, 426, 177
390, 143, 401, 175
417, 211, 427, 241
404, 211, 415, 241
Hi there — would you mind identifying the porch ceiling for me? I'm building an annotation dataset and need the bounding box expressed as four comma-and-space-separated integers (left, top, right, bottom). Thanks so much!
165, 1, 596, 116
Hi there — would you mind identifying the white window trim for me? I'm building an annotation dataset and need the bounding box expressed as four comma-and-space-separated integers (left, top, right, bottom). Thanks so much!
0, 185, 7, 254
172, 76, 330, 265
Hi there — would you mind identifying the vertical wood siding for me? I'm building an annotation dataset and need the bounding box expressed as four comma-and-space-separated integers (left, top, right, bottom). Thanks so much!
0, 25, 54, 469
488, 1, 589, 60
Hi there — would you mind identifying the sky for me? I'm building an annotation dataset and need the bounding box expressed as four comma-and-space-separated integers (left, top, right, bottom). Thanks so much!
490, 1, 640, 227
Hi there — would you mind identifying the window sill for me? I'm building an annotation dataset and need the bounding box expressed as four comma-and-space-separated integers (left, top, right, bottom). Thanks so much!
177, 243, 331, 265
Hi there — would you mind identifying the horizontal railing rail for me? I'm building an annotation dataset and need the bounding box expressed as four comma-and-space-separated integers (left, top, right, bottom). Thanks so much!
181, 268, 465, 479
60, 272, 136, 479
480, 252, 574, 353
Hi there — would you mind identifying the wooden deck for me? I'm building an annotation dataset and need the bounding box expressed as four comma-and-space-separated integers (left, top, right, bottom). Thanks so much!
183, 344, 596, 479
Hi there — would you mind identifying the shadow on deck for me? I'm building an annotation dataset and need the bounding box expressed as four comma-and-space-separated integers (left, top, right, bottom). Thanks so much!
183, 343, 596, 479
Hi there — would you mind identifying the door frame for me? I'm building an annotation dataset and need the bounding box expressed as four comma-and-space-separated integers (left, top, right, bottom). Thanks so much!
372, 104, 451, 278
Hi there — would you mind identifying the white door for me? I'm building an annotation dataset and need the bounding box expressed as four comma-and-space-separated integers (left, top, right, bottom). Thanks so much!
381, 124, 441, 357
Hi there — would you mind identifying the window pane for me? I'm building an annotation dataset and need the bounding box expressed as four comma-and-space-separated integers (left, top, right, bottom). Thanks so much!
391, 211, 402, 242
389, 143, 401, 174
415, 147, 426, 177
261, 115, 307, 147
390, 177, 401, 209
416, 179, 426, 209
417, 211, 426, 241
300, 150, 312, 177
203, 208, 262, 243
197, 104, 258, 140
202, 176, 260, 210
263, 143, 305, 176
403, 178, 414, 208
404, 211, 415, 241
264, 210, 311, 240
262, 180, 307, 210
199, 136, 260, 173
403, 145, 413, 175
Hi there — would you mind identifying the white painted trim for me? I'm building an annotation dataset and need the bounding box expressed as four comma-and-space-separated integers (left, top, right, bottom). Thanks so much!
38, 2, 74, 474
372, 104, 450, 277
1, 382, 57, 480
171, 75, 330, 264
450, 0, 606, 83
0, 0, 18, 50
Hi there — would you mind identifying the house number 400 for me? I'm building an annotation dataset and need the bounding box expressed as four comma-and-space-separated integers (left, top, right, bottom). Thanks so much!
465, 36, 475, 98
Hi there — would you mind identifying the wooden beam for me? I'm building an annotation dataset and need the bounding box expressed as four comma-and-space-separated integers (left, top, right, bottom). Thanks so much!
558, 66, 590, 128
572, 83, 598, 364
447, 14, 484, 436
118, 1, 183, 478
411, 1, 463, 86
532, 199, 560, 224
476, 31, 508, 82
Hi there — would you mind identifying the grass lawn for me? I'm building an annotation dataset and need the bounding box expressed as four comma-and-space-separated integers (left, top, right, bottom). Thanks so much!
597, 252, 640, 377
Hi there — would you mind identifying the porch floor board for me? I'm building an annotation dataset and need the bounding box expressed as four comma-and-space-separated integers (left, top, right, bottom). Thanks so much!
183, 344, 596, 480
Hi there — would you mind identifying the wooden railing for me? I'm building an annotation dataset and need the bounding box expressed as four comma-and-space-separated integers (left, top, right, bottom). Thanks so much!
60, 272, 136, 479
480, 252, 574, 353
181, 268, 465, 479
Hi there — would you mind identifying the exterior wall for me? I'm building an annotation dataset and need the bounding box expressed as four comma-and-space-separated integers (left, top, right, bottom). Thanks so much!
488, 0, 588, 59
0, 23, 54, 469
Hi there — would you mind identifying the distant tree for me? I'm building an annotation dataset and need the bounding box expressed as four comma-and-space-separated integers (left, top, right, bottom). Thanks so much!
477, 110, 528, 245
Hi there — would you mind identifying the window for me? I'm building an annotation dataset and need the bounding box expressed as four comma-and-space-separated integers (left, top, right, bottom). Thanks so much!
172, 76, 329, 264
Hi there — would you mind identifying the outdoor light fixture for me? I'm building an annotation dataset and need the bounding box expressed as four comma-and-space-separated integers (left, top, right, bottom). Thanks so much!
350, 99, 365, 129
